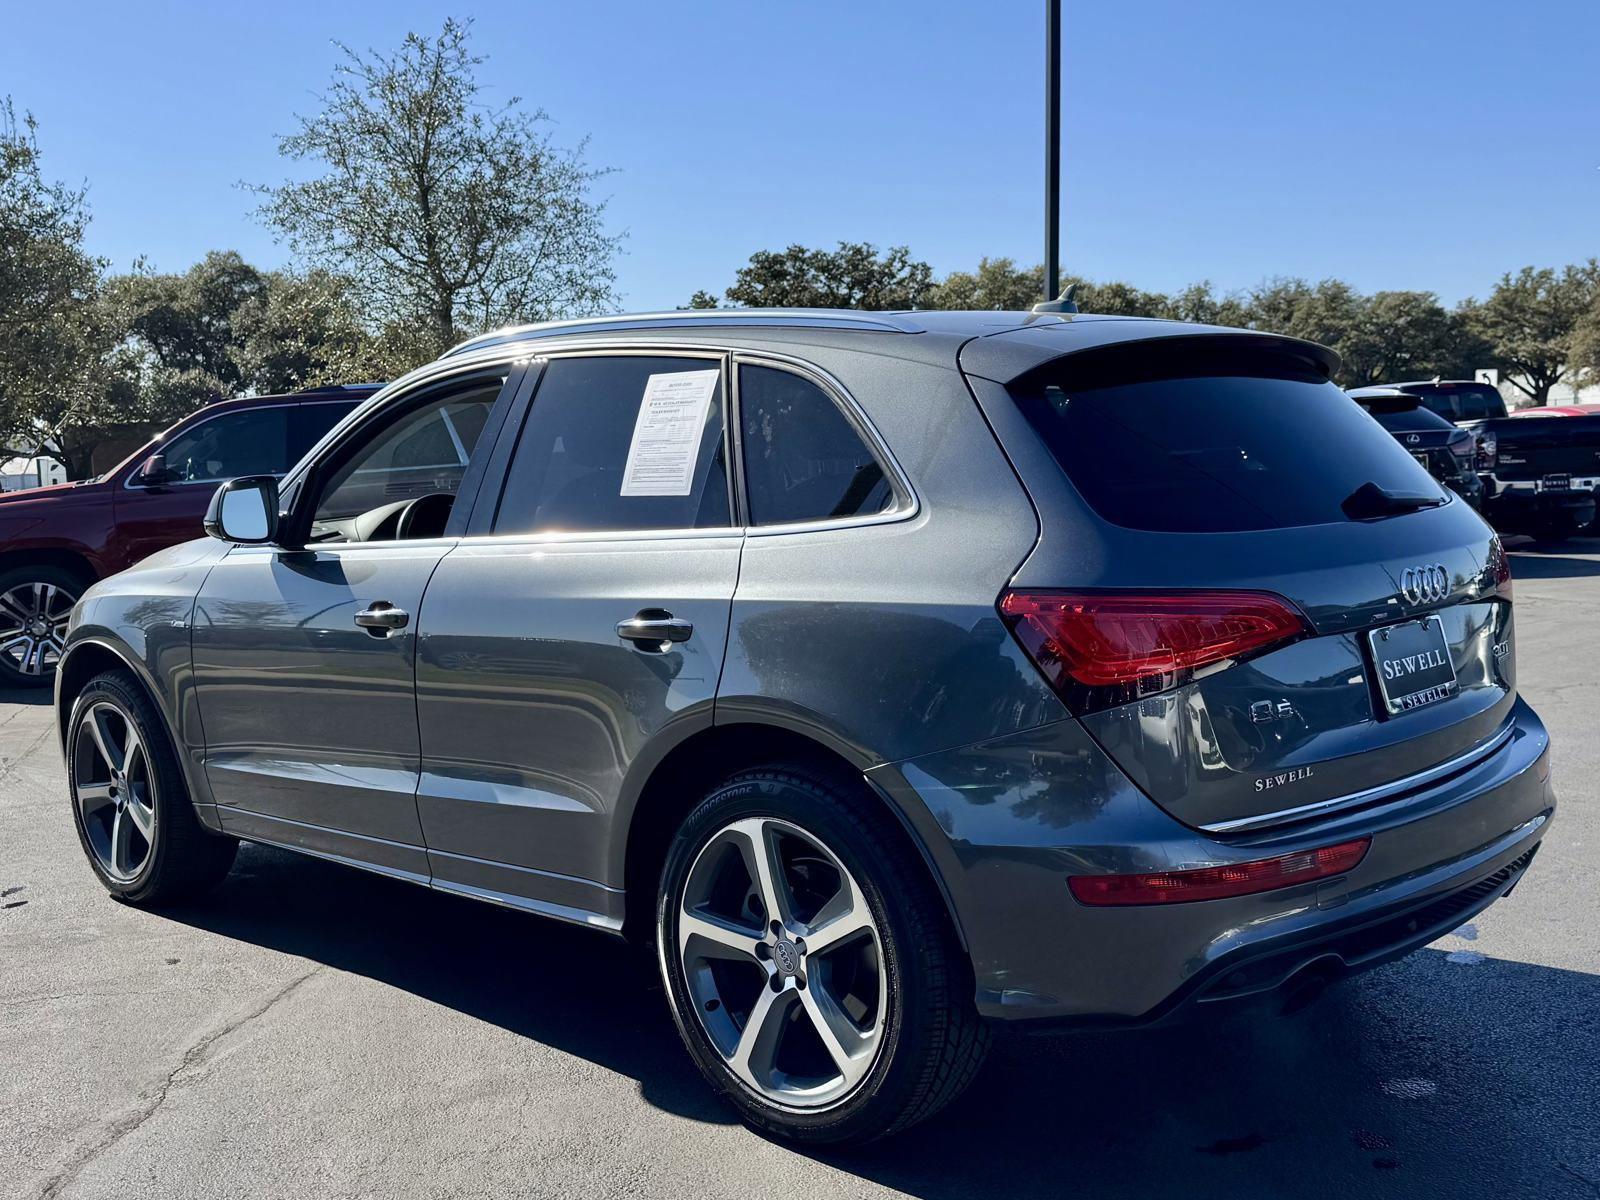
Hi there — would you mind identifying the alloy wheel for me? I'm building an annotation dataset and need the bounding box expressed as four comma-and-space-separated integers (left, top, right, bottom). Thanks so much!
0, 581, 76, 678
676, 816, 887, 1110
73, 701, 157, 883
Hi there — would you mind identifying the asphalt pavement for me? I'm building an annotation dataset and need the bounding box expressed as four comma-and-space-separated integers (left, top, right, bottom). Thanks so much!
2, 540, 1597, 1199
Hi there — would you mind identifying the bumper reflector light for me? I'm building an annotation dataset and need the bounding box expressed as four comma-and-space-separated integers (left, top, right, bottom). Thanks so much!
1068, 838, 1371, 906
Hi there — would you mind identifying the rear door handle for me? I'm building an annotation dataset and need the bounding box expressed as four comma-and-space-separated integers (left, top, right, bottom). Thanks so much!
355, 601, 409, 635
616, 610, 693, 648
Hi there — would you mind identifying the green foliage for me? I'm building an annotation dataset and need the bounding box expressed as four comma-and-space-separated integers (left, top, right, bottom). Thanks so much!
0, 99, 115, 477
924, 257, 1042, 311
251, 17, 620, 360
709, 242, 935, 310
1464, 263, 1600, 404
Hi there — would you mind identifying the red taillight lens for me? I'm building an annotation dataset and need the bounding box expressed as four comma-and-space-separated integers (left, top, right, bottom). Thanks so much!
1068, 838, 1370, 906
998, 590, 1306, 691
1488, 538, 1513, 602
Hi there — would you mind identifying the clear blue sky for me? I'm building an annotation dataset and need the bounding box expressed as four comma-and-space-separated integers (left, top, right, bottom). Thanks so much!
3, 0, 1596, 311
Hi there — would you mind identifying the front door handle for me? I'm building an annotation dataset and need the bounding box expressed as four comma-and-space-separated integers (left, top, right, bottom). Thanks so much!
355, 601, 409, 635
616, 610, 693, 649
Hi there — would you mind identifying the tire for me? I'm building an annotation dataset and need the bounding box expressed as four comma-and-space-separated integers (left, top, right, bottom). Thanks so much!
656, 764, 988, 1145
66, 670, 237, 905
0, 562, 91, 688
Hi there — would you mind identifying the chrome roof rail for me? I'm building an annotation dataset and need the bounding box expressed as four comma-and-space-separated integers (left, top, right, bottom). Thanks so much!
441, 309, 923, 359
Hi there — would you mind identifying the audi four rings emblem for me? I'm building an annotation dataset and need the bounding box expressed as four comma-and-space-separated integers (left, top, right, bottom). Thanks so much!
1400, 563, 1449, 604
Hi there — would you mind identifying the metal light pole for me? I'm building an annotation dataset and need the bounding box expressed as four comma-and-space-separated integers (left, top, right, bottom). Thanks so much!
1044, 0, 1061, 303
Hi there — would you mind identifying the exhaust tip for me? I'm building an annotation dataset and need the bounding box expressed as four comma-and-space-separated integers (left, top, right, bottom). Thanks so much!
1279, 958, 1345, 1016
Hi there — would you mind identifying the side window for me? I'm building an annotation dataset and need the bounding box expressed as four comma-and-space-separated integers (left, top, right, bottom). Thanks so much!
738, 364, 893, 526
288, 401, 360, 462
153, 407, 290, 483
309, 382, 502, 538
494, 356, 730, 534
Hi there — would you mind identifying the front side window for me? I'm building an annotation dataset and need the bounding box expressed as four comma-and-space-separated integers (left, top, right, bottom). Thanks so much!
151, 407, 290, 483
310, 382, 502, 537
738, 364, 893, 526
494, 356, 730, 534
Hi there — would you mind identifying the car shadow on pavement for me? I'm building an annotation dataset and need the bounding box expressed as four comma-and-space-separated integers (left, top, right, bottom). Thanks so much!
160, 844, 1600, 1200
0, 686, 53, 706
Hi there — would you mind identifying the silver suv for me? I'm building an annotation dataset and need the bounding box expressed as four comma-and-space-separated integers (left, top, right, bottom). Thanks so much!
57, 310, 1553, 1144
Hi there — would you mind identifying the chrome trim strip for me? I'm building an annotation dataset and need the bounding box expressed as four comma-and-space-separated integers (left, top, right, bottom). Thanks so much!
277, 341, 920, 545
428, 877, 623, 931
1202, 722, 1517, 833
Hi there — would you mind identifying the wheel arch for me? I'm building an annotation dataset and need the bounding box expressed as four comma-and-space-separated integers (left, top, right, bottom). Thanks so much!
617, 719, 969, 956
0, 545, 101, 586
55, 637, 165, 753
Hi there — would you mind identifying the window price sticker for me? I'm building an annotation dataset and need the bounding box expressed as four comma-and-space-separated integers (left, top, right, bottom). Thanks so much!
620, 370, 719, 497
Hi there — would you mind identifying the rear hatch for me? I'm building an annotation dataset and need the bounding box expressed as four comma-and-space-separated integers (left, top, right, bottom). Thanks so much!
967, 333, 1516, 833
1491, 414, 1600, 481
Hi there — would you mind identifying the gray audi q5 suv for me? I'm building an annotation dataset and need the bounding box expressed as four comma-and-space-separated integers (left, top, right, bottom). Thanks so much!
56, 309, 1554, 1144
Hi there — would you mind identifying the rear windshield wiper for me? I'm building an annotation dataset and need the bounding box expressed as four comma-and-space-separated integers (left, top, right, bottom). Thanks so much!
1341, 481, 1448, 520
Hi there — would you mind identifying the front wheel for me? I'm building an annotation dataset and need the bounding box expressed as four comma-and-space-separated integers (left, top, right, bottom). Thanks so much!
67, 670, 238, 904
657, 766, 988, 1144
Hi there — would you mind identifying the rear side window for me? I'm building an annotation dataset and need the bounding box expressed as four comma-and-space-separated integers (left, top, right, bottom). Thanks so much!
739, 364, 893, 525
1011, 347, 1444, 532
495, 356, 731, 534
1408, 383, 1504, 421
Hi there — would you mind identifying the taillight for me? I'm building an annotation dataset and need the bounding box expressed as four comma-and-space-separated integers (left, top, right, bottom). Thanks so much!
1068, 838, 1370, 906
998, 590, 1307, 705
1447, 432, 1475, 463
1487, 538, 1513, 602
1476, 431, 1496, 469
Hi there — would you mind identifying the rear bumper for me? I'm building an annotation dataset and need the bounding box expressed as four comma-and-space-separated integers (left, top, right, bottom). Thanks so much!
871, 697, 1553, 1023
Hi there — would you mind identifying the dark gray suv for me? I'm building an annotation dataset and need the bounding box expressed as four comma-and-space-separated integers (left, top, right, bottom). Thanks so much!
55, 310, 1554, 1144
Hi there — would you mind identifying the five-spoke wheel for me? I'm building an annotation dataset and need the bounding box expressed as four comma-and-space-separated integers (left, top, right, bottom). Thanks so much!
66, 670, 237, 903
659, 766, 988, 1144
72, 700, 157, 883
677, 816, 885, 1108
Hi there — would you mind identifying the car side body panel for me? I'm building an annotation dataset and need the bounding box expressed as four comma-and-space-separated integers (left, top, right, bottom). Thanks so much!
716, 345, 1064, 766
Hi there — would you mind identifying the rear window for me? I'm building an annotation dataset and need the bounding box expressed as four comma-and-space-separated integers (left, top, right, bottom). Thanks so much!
1368, 405, 1457, 433
1407, 384, 1505, 421
1011, 346, 1445, 533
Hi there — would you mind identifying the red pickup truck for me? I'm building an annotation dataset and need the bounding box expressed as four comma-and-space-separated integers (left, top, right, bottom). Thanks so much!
0, 385, 376, 686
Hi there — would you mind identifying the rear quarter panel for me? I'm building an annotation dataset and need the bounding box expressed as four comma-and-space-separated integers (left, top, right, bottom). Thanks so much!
716, 346, 1064, 763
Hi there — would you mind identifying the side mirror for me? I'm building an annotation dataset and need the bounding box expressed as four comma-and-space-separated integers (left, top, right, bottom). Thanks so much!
204, 476, 280, 545
135, 453, 171, 486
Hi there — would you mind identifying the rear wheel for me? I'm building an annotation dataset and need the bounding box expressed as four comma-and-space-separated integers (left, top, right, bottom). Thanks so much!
657, 765, 988, 1144
0, 563, 87, 687
67, 670, 237, 904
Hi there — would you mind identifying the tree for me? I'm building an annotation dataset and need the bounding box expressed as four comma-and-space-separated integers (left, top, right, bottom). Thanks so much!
701, 242, 935, 309
1160, 281, 1251, 328
0, 98, 110, 476
231, 267, 419, 391
106, 251, 269, 407
1465, 263, 1600, 404
924, 257, 1042, 310
253, 17, 620, 359
1336, 291, 1459, 386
